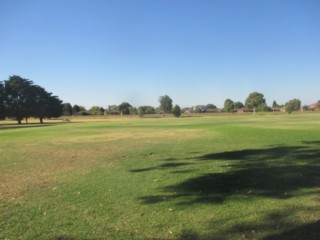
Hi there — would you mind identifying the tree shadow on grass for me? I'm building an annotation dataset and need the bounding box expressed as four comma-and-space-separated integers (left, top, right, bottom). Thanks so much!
130, 162, 193, 173
132, 141, 320, 239
176, 207, 320, 240
52, 237, 97, 240
137, 142, 320, 205
0, 121, 76, 131
263, 221, 320, 240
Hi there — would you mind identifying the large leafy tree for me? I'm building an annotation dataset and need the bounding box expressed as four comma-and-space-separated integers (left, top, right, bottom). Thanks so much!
28, 85, 63, 123
224, 99, 234, 112
138, 106, 156, 116
2, 75, 63, 123
63, 103, 73, 116
285, 99, 301, 113
206, 104, 217, 110
0, 81, 5, 119
118, 102, 132, 115
159, 95, 173, 116
45, 95, 63, 121
73, 104, 81, 115
245, 92, 266, 111
3, 75, 34, 124
89, 106, 105, 115
25, 85, 48, 123
233, 101, 244, 110
145, 106, 155, 114
172, 104, 181, 117
272, 100, 280, 108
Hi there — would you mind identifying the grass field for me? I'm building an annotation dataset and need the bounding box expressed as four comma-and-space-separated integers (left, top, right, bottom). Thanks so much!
1, 113, 320, 240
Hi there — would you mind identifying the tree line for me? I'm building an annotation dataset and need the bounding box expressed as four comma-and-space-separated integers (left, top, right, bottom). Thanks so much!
223, 92, 318, 114
1, 75, 319, 124
63, 92, 320, 118
62, 95, 182, 117
0, 75, 63, 124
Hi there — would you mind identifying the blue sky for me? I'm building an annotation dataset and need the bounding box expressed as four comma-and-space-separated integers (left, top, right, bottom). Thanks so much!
1, 0, 319, 108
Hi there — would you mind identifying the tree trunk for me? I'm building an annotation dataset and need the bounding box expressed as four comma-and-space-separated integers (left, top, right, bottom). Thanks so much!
17, 118, 22, 124
40, 118, 43, 124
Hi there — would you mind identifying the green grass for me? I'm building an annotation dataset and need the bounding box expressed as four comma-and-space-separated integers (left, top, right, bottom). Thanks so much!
1, 113, 320, 240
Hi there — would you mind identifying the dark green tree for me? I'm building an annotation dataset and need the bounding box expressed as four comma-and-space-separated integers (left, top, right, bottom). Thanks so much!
159, 95, 173, 116
272, 100, 280, 108
2, 75, 63, 123
224, 99, 234, 112
118, 102, 132, 115
194, 106, 202, 113
73, 104, 81, 115
256, 103, 268, 112
245, 92, 266, 111
3, 75, 33, 124
206, 104, 217, 110
63, 103, 73, 116
233, 102, 244, 110
317, 100, 320, 107
78, 106, 89, 115
172, 104, 181, 117
138, 106, 156, 116
138, 106, 145, 117
285, 99, 301, 113
0, 81, 5, 119
89, 106, 104, 115
44, 95, 63, 122
129, 107, 137, 115
145, 106, 155, 114
27, 85, 50, 123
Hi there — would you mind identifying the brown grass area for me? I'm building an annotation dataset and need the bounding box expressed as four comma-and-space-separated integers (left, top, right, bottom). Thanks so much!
60, 129, 204, 143
0, 127, 205, 202
0, 143, 121, 202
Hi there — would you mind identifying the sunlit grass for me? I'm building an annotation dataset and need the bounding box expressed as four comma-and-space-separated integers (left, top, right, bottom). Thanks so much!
1, 113, 320, 239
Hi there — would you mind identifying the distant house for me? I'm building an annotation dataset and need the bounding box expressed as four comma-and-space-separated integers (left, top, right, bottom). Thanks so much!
310, 103, 320, 110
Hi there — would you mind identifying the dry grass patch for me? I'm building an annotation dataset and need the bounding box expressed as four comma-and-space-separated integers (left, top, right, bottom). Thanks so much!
59, 128, 205, 144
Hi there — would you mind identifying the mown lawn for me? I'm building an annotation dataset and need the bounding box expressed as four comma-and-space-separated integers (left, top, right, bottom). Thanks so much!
1, 113, 320, 240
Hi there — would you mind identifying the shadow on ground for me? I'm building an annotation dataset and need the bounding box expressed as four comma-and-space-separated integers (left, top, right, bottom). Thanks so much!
52, 237, 97, 240
0, 121, 76, 131
176, 206, 320, 240
136, 142, 320, 205
131, 141, 320, 239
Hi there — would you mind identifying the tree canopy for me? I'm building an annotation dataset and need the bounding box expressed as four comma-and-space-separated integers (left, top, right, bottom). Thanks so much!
73, 104, 81, 114
159, 95, 173, 116
118, 102, 132, 115
285, 99, 301, 113
1, 75, 63, 124
245, 92, 266, 111
0, 82, 5, 119
63, 103, 73, 116
224, 99, 234, 112
233, 101, 244, 110
89, 106, 105, 115
172, 104, 181, 117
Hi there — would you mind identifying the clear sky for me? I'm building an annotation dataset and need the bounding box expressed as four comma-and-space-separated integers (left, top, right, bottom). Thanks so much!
1, 0, 319, 108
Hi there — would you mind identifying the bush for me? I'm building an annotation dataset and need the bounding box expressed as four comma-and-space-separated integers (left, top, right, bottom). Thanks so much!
172, 105, 181, 117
